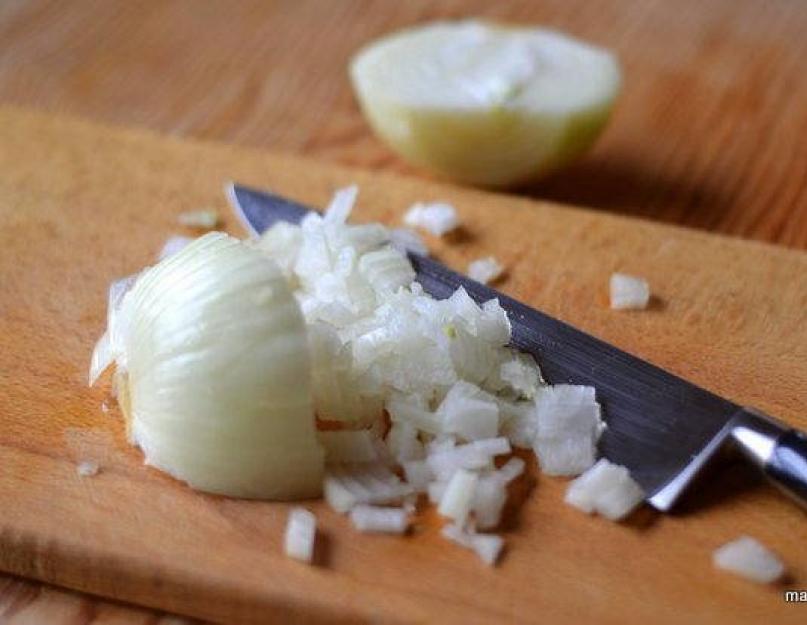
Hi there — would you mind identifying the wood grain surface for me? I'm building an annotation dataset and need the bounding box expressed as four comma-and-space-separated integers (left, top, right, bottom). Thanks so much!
0, 107, 805, 624
0, 0, 805, 249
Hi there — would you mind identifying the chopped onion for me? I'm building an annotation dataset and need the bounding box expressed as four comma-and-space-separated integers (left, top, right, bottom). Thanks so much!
426, 438, 510, 480
390, 227, 428, 256
387, 421, 425, 463
533, 384, 604, 476
713, 536, 785, 584
403, 201, 460, 236
467, 256, 504, 285
437, 381, 500, 441
350, 505, 409, 534
402, 459, 433, 492
324, 463, 413, 513
178, 209, 219, 229
437, 468, 478, 525
471, 473, 508, 529
158, 236, 194, 260
565, 458, 644, 520
76, 460, 100, 477
441, 523, 504, 566
609, 273, 650, 310
284, 507, 317, 563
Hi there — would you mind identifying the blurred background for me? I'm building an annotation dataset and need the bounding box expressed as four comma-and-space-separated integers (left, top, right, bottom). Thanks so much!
1, 0, 805, 248
0, 0, 805, 622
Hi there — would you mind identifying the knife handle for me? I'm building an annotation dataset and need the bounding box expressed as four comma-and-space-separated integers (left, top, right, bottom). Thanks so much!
765, 430, 807, 508
731, 408, 807, 509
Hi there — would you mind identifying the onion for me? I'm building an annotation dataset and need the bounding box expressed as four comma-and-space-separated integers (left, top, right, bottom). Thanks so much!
609, 273, 650, 310
349, 505, 409, 534
101, 232, 324, 499
564, 458, 644, 520
284, 507, 317, 563
437, 381, 500, 441
441, 523, 504, 566
403, 202, 460, 236
389, 228, 428, 256
76, 460, 100, 477
324, 463, 413, 513
178, 209, 219, 229
713, 536, 785, 584
318, 431, 379, 464
437, 468, 478, 525
467, 256, 504, 285
533, 384, 604, 476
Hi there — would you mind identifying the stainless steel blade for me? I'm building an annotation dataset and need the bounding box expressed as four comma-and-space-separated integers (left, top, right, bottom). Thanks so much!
227, 183, 749, 510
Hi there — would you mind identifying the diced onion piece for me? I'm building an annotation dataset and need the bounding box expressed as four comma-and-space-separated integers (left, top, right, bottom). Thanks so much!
402, 459, 433, 492
533, 384, 604, 476
358, 246, 416, 294
428, 480, 447, 504
390, 227, 428, 256
122, 233, 324, 499
178, 209, 219, 229
324, 185, 358, 225
387, 422, 425, 463
284, 507, 317, 563
426, 438, 510, 481
565, 458, 644, 520
76, 460, 100, 477
403, 202, 459, 236
497, 456, 526, 483
499, 399, 538, 449
318, 431, 379, 464
467, 256, 504, 285
609, 273, 650, 310
158, 236, 194, 260
254, 222, 303, 277
441, 523, 504, 566
713, 536, 785, 584
350, 505, 409, 534
437, 469, 478, 525
438, 381, 500, 441
471, 473, 508, 530
387, 395, 442, 435
499, 353, 541, 399
324, 463, 413, 513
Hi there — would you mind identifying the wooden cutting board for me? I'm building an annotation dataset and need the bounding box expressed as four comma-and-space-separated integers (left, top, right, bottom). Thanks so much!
0, 107, 805, 625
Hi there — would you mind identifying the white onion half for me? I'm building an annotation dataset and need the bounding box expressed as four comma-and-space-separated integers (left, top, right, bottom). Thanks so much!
118, 232, 324, 499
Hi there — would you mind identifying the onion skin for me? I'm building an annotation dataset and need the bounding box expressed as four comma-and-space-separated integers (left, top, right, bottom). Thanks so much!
121, 232, 324, 500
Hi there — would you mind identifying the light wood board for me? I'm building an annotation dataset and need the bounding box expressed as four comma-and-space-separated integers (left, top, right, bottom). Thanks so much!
0, 107, 805, 624
0, 0, 806, 248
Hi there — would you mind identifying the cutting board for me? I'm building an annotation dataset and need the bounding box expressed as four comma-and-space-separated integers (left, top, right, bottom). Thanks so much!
0, 107, 805, 625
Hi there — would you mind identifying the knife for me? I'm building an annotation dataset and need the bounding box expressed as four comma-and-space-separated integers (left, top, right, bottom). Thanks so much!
227, 183, 807, 512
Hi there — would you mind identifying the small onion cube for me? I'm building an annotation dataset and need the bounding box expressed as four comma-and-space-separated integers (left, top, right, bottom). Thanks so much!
437, 469, 478, 525
177, 209, 219, 229
610, 273, 650, 310
471, 474, 508, 530
76, 460, 100, 477
441, 523, 503, 566
389, 227, 428, 256
403, 460, 433, 492
350, 505, 409, 534
324, 185, 358, 224
565, 458, 644, 520
438, 381, 500, 441
467, 256, 504, 285
713, 536, 785, 584
497, 457, 526, 483
284, 507, 317, 563
403, 201, 460, 236
324, 463, 413, 513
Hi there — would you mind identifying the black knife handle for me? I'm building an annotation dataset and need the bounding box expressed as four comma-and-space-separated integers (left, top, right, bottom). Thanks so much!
765, 430, 807, 508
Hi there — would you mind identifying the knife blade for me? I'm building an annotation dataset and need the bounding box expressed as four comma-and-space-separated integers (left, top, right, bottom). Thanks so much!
226, 183, 807, 511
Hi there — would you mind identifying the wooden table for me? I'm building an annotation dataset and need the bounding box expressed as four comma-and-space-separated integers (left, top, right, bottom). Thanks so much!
0, 0, 805, 622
